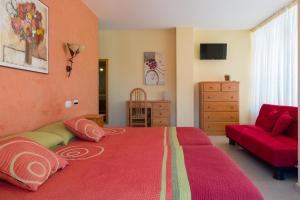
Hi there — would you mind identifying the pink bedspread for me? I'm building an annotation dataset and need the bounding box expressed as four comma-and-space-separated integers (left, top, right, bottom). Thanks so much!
183, 146, 264, 200
0, 127, 263, 200
176, 127, 212, 145
0, 127, 172, 200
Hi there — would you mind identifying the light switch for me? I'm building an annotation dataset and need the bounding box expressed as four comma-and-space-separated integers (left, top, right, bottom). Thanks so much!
73, 99, 79, 107
65, 100, 72, 108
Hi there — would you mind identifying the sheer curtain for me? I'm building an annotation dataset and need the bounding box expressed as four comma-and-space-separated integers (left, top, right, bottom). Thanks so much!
250, 5, 298, 122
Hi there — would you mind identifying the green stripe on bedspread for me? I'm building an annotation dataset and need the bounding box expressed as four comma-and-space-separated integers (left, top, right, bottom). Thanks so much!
160, 127, 168, 200
169, 127, 191, 200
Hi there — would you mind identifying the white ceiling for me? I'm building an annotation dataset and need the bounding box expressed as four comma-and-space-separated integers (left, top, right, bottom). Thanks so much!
83, 0, 292, 30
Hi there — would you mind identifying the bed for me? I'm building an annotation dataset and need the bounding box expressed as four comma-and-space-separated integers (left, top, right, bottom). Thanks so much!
0, 127, 263, 200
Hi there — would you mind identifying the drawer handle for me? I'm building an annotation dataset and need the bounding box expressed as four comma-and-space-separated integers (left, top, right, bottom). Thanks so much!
230, 106, 234, 109
231, 96, 234, 99
207, 106, 211, 109
207, 96, 211, 99
209, 86, 213, 89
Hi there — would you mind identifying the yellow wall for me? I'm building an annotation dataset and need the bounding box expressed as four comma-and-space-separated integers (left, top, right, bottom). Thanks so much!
99, 29, 176, 126
193, 30, 251, 126
99, 28, 252, 128
176, 27, 195, 126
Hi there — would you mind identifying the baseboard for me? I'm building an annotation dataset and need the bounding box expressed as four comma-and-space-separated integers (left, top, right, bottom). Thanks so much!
295, 182, 300, 192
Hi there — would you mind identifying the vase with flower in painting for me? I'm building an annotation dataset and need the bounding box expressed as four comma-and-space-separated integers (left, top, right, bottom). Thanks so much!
9, 1, 45, 65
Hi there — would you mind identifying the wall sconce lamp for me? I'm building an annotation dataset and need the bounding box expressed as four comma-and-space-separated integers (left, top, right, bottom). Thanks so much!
66, 43, 85, 78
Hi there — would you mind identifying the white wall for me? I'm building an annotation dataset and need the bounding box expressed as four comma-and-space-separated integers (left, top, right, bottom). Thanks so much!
99, 29, 176, 127
193, 30, 251, 127
176, 27, 195, 126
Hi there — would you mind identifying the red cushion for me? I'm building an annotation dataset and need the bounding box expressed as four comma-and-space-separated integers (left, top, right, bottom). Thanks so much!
255, 104, 298, 139
226, 125, 265, 142
226, 125, 297, 167
262, 109, 280, 131
0, 137, 68, 191
64, 117, 105, 142
271, 112, 293, 136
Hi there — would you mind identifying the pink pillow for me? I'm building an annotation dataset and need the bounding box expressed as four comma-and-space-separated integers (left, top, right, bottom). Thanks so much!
0, 137, 68, 191
271, 112, 293, 136
263, 110, 280, 131
64, 117, 105, 142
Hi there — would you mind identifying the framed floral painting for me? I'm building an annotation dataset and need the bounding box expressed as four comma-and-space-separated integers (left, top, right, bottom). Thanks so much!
0, 0, 48, 73
144, 52, 165, 85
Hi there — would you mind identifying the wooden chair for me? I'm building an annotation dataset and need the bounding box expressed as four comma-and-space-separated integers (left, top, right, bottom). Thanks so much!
129, 88, 148, 127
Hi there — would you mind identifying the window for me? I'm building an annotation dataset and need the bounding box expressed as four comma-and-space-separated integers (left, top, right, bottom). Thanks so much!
250, 5, 298, 121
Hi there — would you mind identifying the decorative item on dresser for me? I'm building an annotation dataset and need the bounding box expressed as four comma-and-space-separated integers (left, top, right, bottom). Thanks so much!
82, 114, 105, 127
199, 81, 239, 135
224, 74, 230, 81
127, 100, 171, 127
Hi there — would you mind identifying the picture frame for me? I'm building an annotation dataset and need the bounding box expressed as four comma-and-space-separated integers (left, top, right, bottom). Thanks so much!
144, 52, 165, 85
0, 0, 49, 74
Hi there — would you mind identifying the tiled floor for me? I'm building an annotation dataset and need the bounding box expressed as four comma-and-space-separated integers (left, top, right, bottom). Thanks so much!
210, 136, 300, 200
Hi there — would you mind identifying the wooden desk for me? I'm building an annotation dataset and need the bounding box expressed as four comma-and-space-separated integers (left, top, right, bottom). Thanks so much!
127, 100, 171, 127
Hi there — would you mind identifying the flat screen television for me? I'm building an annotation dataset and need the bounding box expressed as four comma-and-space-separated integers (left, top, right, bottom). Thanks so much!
200, 43, 227, 60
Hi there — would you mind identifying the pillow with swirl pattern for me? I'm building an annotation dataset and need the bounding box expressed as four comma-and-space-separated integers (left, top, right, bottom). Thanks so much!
0, 137, 68, 191
64, 117, 105, 142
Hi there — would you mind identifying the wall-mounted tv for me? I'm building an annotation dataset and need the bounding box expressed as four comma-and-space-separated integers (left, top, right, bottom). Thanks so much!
200, 43, 227, 60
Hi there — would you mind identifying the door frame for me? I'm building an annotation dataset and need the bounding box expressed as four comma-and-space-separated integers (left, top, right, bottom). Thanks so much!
99, 59, 109, 123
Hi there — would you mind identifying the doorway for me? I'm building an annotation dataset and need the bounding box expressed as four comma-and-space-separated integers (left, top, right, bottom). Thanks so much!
99, 59, 108, 123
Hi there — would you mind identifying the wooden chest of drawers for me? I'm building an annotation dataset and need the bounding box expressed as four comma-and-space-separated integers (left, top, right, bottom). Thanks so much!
199, 81, 239, 135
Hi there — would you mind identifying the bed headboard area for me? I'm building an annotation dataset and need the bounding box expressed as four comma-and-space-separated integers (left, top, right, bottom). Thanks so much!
0, 0, 99, 137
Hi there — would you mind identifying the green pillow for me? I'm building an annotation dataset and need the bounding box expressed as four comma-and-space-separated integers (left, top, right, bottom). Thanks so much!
0, 131, 64, 149
37, 121, 75, 144
50, 138, 78, 150
49, 143, 63, 150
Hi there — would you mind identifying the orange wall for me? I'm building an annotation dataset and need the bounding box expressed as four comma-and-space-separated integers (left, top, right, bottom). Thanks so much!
0, 0, 99, 137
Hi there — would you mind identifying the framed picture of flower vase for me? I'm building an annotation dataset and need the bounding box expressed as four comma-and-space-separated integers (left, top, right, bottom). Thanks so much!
0, 0, 48, 73
144, 52, 165, 85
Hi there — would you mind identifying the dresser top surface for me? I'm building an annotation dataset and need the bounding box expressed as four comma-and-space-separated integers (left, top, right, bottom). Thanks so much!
199, 81, 240, 84
127, 100, 170, 103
